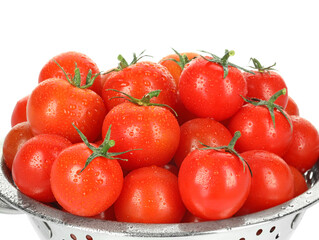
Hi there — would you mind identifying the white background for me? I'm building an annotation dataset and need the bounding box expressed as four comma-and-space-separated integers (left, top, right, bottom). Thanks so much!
0, 0, 318, 239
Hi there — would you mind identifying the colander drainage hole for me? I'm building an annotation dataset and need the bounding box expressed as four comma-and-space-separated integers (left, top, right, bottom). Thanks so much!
70, 234, 77, 240
270, 226, 276, 233
239, 238, 245, 240
256, 229, 263, 235
275, 233, 280, 239
86, 235, 93, 240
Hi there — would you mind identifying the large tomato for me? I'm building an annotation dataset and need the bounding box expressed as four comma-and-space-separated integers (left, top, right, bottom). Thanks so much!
114, 165, 185, 223
27, 78, 106, 143
38, 51, 102, 95
12, 134, 72, 203
179, 50, 248, 121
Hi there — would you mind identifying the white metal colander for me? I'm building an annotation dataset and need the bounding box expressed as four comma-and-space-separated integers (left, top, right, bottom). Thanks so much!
0, 149, 318, 240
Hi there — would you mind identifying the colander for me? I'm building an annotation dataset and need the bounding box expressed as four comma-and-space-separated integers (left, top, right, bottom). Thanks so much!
0, 145, 318, 240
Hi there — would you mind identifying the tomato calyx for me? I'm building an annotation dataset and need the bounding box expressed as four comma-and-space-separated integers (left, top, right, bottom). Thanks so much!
54, 60, 100, 89
106, 89, 178, 116
249, 58, 277, 73
242, 88, 292, 130
200, 49, 254, 78
72, 123, 141, 174
199, 131, 252, 176
160, 48, 195, 70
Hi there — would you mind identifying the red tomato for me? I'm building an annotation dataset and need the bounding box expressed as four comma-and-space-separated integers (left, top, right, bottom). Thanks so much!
174, 92, 197, 125
2, 122, 34, 170
38, 51, 102, 95
27, 78, 106, 143
243, 58, 288, 108
178, 144, 251, 220
102, 102, 180, 171
114, 165, 185, 223
179, 52, 248, 121
285, 96, 300, 116
12, 134, 72, 202
11, 95, 29, 127
92, 205, 116, 221
174, 118, 233, 167
51, 143, 123, 217
236, 150, 294, 215
228, 102, 292, 157
102, 61, 177, 111
283, 116, 319, 173
289, 165, 308, 197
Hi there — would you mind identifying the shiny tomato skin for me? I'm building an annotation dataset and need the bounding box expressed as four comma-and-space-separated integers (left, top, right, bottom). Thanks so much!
27, 78, 106, 143
38, 51, 102, 95
236, 150, 294, 215
102, 61, 177, 111
243, 71, 288, 108
179, 57, 247, 121
11, 95, 29, 127
283, 116, 319, 173
50, 143, 123, 217
12, 134, 72, 203
114, 165, 185, 223
285, 96, 299, 116
289, 165, 308, 197
227, 104, 292, 156
178, 149, 251, 220
3, 122, 34, 170
174, 118, 232, 167
102, 102, 180, 171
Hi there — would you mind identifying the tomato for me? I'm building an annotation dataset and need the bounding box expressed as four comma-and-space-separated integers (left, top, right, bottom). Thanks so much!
181, 210, 207, 223
92, 205, 116, 221
102, 92, 180, 171
283, 116, 319, 173
38, 51, 102, 95
12, 134, 72, 203
174, 118, 232, 167
236, 150, 294, 215
11, 95, 29, 127
179, 50, 249, 121
159, 50, 199, 86
285, 96, 299, 116
51, 143, 123, 217
289, 165, 308, 197
178, 132, 251, 220
102, 60, 177, 112
243, 58, 288, 108
114, 165, 185, 223
27, 78, 106, 143
227, 89, 292, 156
2, 122, 34, 170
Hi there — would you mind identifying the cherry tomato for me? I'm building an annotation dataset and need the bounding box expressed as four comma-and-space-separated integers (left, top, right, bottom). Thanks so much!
114, 165, 185, 223
289, 165, 308, 197
38, 51, 102, 95
11, 95, 29, 127
27, 78, 106, 143
102, 102, 180, 171
236, 150, 294, 215
283, 116, 319, 173
179, 51, 248, 121
2, 122, 34, 170
178, 139, 251, 220
51, 143, 123, 217
285, 96, 299, 116
12, 134, 72, 203
174, 118, 232, 167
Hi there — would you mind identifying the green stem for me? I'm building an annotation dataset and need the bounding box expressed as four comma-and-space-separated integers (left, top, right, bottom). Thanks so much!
250, 58, 276, 73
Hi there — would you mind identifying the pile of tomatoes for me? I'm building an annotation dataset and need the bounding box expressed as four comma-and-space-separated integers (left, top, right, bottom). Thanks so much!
2, 49, 319, 223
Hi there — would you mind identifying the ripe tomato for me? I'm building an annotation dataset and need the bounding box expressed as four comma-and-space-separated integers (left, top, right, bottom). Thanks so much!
178, 133, 251, 220
114, 165, 185, 223
227, 96, 292, 156
285, 96, 300, 116
27, 78, 106, 143
50, 143, 123, 217
236, 150, 294, 215
11, 95, 29, 127
159, 50, 199, 86
179, 51, 248, 121
283, 116, 319, 173
289, 165, 308, 197
2, 122, 33, 170
12, 134, 72, 203
102, 100, 180, 171
102, 61, 177, 111
243, 58, 288, 108
174, 118, 232, 167
38, 51, 102, 95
